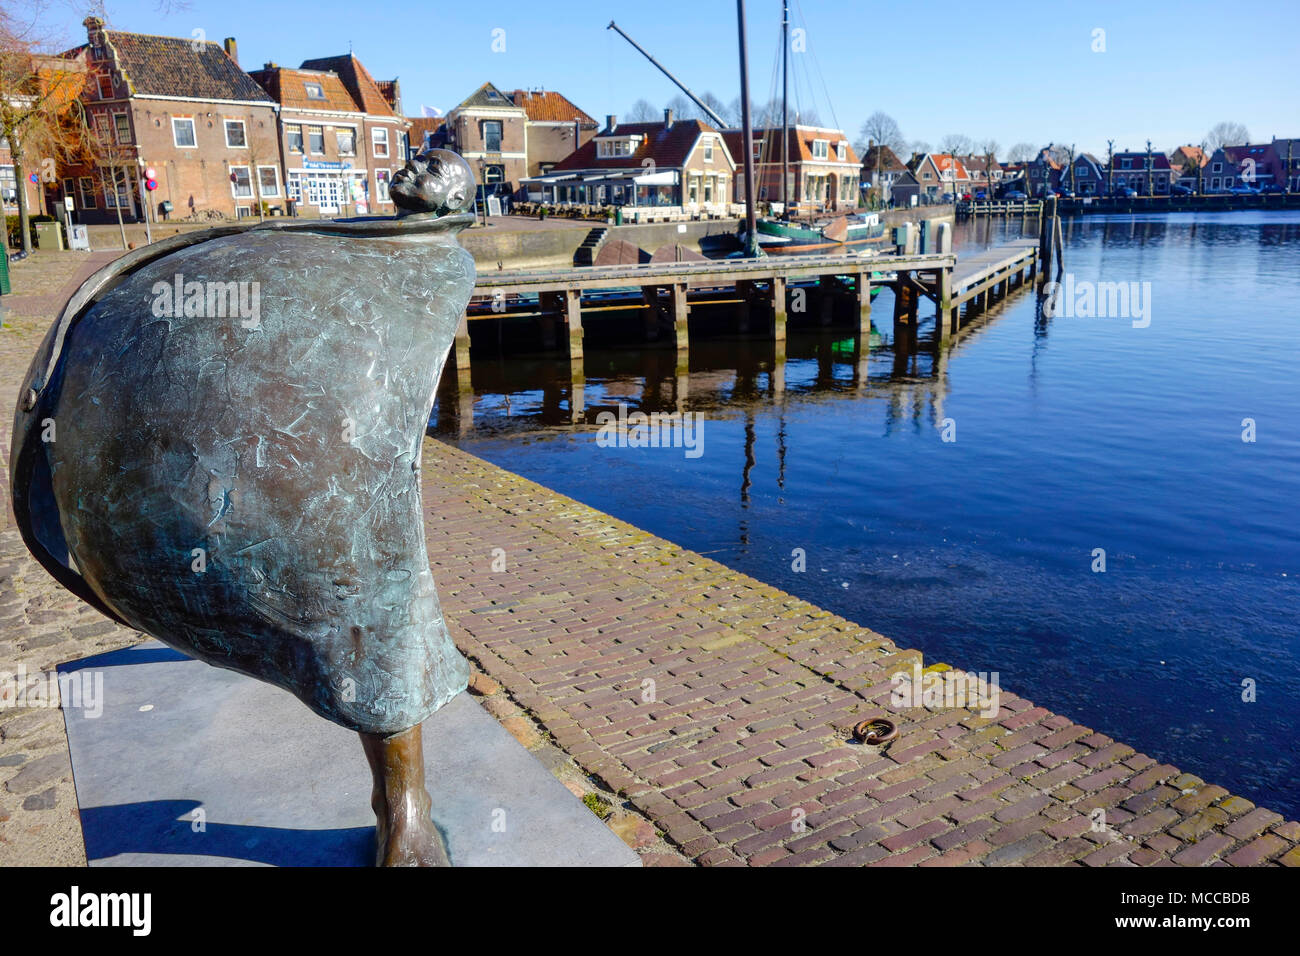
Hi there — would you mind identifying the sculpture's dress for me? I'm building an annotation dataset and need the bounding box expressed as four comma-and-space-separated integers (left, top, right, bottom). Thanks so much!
10, 213, 475, 734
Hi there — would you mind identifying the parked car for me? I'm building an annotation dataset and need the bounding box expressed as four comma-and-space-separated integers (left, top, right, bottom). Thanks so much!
1259, 183, 1283, 194
1113, 186, 1138, 198
1229, 183, 1259, 195
1170, 184, 1192, 196
974, 191, 988, 200
1004, 189, 1027, 200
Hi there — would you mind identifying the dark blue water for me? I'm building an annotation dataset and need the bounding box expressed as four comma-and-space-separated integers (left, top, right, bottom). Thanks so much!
435, 212, 1300, 818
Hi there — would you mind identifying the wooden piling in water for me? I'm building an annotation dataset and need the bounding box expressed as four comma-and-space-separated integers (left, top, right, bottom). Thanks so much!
771, 276, 788, 341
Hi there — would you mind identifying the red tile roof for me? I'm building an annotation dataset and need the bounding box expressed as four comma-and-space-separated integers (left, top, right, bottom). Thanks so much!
721, 126, 859, 166
70, 31, 272, 103
553, 118, 729, 172
248, 67, 360, 113
507, 89, 596, 126
299, 54, 398, 118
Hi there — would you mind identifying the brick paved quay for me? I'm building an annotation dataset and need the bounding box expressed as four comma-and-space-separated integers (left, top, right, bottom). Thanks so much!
2, 249, 1297, 867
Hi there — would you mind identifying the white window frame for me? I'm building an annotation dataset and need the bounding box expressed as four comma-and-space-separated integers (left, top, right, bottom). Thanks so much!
703, 138, 714, 163
375, 168, 391, 203
257, 165, 281, 198
372, 126, 390, 158
812, 139, 829, 160
286, 124, 303, 154
480, 121, 500, 153
336, 127, 356, 156
836, 141, 847, 162
308, 125, 325, 155
172, 116, 196, 148
229, 164, 253, 199
224, 119, 247, 149
304, 82, 325, 101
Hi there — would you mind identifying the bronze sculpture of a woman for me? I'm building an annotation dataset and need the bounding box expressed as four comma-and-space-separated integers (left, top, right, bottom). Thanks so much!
10, 148, 479, 866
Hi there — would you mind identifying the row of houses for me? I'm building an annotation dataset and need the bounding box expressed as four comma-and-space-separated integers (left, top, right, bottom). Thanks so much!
7, 17, 866, 226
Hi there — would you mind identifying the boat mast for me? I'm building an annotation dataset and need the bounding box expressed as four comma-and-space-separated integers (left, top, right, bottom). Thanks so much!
781, 0, 790, 221
737, 0, 759, 255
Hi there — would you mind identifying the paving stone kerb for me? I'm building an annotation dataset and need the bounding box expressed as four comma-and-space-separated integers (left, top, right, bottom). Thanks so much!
420, 442, 1300, 867
1, 250, 1297, 867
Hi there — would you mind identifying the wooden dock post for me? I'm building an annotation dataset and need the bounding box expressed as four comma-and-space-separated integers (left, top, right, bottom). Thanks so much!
569, 357, 585, 424
818, 279, 834, 326
641, 284, 661, 342
453, 310, 472, 375
670, 282, 689, 352
936, 222, 954, 340
892, 279, 917, 352
563, 288, 584, 361
1037, 196, 1056, 286
771, 276, 788, 341
735, 279, 754, 333
854, 271, 872, 337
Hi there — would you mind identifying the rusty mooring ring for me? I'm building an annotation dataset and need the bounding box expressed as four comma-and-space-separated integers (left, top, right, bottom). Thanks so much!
852, 718, 899, 745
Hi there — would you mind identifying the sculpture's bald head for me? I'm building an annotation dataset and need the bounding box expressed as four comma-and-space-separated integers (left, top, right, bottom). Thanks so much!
390, 148, 475, 217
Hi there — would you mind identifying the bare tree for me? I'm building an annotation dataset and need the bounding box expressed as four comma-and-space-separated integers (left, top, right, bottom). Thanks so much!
697, 91, 733, 127
859, 111, 905, 155
626, 98, 658, 122
1008, 141, 1036, 163
979, 139, 999, 196
1, 2, 91, 253
939, 133, 972, 155
909, 140, 931, 157
1205, 121, 1250, 152
665, 94, 698, 121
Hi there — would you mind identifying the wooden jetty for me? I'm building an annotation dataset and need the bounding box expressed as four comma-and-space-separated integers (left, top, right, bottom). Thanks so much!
957, 200, 1043, 218
441, 226, 1043, 427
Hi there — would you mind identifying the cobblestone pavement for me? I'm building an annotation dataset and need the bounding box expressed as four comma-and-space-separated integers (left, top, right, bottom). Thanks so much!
2, 249, 1296, 867
421, 442, 1300, 867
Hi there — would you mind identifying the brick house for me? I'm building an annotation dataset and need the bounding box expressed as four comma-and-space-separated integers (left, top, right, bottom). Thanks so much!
909, 153, 969, 201
1027, 147, 1064, 197
1064, 153, 1106, 196
859, 143, 906, 204
1169, 145, 1208, 190
1202, 142, 1295, 193
249, 55, 408, 217
956, 154, 1003, 197
59, 17, 279, 223
722, 124, 862, 214
443, 82, 529, 198
529, 110, 736, 215
1109, 150, 1174, 195
506, 88, 598, 179
1269, 138, 1300, 192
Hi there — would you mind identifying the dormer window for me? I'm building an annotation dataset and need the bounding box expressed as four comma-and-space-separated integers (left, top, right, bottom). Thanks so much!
304, 82, 325, 100
812, 139, 829, 160
836, 141, 847, 162
597, 137, 637, 159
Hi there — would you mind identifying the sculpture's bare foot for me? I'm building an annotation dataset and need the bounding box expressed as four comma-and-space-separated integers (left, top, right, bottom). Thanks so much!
360, 724, 450, 867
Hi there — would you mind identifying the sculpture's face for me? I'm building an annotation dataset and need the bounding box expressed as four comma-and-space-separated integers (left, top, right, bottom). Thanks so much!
390, 148, 475, 217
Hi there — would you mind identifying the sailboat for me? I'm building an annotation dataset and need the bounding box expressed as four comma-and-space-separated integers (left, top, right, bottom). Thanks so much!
740, 0, 887, 255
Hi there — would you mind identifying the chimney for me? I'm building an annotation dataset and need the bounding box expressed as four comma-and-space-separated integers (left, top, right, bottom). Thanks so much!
606, 114, 617, 133
663, 108, 673, 129
223, 37, 238, 65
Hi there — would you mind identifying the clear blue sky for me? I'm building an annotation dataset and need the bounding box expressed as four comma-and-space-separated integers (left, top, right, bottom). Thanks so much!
52, 0, 1298, 158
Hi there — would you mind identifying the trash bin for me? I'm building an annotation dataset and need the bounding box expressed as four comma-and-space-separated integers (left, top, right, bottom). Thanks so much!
615, 206, 623, 226
34, 220, 65, 251
0, 246, 11, 295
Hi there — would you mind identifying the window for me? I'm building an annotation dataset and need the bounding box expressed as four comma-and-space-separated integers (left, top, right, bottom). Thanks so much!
172, 117, 196, 148
1224, 176, 1234, 188
1211, 177, 1220, 189
375, 169, 391, 203
286, 124, 303, 153
704, 176, 713, 202
482, 120, 501, 152
484, 165, 504, 184
230, 165, 253, 198
257, 166, 280, 197
1212, 162, 1222, 172
1121, 158, 1132, 169
752, 142, 762, 162
812, 139, 829, 160
79, 176, 96, 207
304, 82, 325, 100
97, 74, 113, 99
372, 126, 390, 158
286, 173, 302, 202
688, 174, 699, 204
224, 119, 247, 148
336, 128, 355, 156
703, 138, 714, 162
308, 125, 324, 154
113, 112, 132, 144
236, 205, 252, 218
103, 171, 129, 207
836, 141, 847, 162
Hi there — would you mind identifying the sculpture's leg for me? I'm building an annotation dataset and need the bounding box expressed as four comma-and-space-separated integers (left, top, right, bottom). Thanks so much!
359, 723, 450, 867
